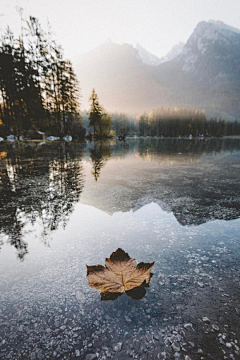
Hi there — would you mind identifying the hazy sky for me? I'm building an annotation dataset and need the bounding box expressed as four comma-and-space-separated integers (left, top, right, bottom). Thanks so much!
1, 0, 240, 61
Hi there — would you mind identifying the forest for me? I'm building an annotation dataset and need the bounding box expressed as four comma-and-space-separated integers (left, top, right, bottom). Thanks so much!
0, 17, 240, 140
83, 108, 240, 139
136, 108, 240, 138
0, 16, 85, 140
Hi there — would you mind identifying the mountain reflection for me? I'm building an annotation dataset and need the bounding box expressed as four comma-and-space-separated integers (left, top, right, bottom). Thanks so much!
81, 138, 240, 226
0, 142, 85, 260
1, 138, 240, 259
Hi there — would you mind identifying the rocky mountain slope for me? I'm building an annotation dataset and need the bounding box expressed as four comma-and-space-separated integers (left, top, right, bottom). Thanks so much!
75, 20, 240, 119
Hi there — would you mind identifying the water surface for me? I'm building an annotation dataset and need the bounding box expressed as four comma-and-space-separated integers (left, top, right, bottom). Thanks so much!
0, 139, 240, 360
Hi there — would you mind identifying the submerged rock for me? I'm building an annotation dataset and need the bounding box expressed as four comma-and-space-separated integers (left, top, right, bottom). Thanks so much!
84, 353, 97, 360
113, 342, 122, 352
202, 317, 211, 323
184, 323, 194, 331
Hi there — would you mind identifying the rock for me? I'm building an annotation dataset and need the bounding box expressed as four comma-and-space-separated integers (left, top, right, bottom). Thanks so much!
202, 317, 210, 323
105, 350, 112, 358
7, 134, 16, 141
184, 323, 194, 331
63, 135, 72, 142
174, 352, 181, 358
36, 349, 43, 359
47, 136, 60, 141
75, 349, 80, 357
169, 335, 175, 344
226, 343, 232, 348
171, 343, 180, 352
212, 324, 219, 331
84, 354, 97, 360
185, 356, 192, 360
113, 342, 122, 352
219, 338, 225, 345
30, 353, 36, 360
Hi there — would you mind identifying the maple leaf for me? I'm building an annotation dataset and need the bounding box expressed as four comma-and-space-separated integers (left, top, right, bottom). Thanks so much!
86, 248, 154, 299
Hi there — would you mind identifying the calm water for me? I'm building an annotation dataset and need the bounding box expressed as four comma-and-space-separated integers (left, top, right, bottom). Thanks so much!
0, 138, 240, 360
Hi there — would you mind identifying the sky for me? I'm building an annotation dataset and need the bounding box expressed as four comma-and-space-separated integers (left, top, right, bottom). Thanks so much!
1, 0, 240, 61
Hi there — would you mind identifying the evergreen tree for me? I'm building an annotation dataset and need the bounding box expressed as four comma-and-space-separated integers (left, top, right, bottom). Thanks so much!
0, 15, 83, 138
88, 89, 112, 137
88, 88, 103, 136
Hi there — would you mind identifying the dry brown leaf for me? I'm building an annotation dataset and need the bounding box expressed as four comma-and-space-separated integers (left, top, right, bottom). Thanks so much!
86, 248, 154, 295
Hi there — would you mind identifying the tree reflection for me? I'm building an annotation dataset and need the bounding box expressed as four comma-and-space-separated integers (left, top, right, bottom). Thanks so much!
83, 138, 240, 225
137, 138, 240, 163
89, 141, 111, 181
0, 142, 85, 260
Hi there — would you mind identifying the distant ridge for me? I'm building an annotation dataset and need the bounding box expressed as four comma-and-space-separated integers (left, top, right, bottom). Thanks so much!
135, 43, 162, 66
75, 20, 240, 119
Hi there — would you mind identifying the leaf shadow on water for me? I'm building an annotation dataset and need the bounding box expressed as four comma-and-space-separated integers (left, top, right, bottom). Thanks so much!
101, 279, 152, 301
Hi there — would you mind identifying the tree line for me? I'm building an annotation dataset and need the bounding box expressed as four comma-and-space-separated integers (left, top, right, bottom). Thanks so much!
0, 15, 239, 140
137, 107, 240, 137
86, 106, 240, 139
0, 16, 85, 139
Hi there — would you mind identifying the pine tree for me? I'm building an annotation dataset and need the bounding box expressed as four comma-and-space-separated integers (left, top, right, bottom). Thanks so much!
88, 89, 103, 136
0, 15, 82, 138
88, 89, 112, 138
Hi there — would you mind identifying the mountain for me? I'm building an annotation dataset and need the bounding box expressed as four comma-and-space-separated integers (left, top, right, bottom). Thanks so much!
75, 42, 171, 114
177, 20, 240, 76
135, 42, 185, 66
75, 20, 240, 119
135, 43, 162, 66
159, 42, 185, 63
80, 139, 240, 226
173, 20, 240, 117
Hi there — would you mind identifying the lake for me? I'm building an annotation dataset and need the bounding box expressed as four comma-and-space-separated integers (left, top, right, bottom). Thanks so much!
0, 138, 240, 360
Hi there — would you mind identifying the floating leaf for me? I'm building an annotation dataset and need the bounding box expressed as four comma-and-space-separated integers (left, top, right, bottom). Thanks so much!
86, 248, 154, 299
